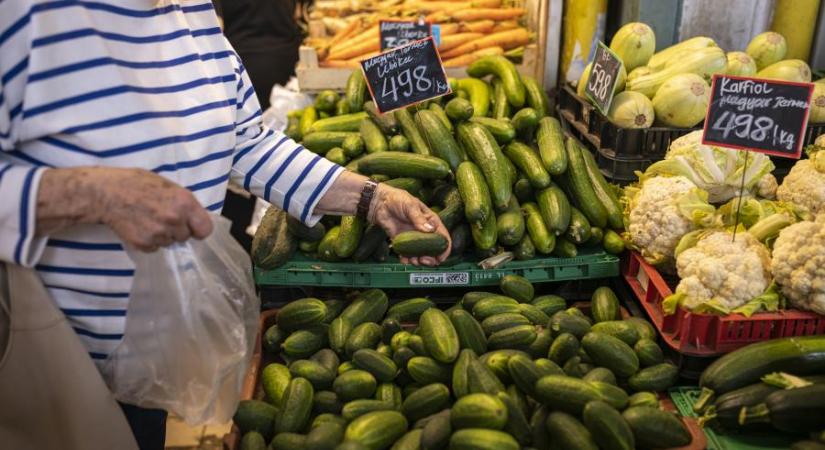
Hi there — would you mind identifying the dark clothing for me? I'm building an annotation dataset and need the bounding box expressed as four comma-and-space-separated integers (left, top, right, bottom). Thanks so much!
216, 0, 302, 108
120, 403, 168, 450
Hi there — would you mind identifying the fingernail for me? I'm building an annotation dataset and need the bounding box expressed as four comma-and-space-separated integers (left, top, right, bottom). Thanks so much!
424, 223, 435, 232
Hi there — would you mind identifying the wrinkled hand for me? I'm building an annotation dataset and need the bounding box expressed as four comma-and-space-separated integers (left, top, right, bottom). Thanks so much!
94, 168, 213, 252
368, 184, 451, 266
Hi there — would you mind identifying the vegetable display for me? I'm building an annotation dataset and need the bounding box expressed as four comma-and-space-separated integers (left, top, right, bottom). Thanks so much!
257, 58, 626, 269
575, 25, 817, 129
234, 279, 690, 450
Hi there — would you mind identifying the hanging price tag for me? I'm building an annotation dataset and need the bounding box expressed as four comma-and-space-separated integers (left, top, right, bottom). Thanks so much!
584, 42, 623, 114
360, 37, 451, 114
702, 75, 814, 158
380, 20, 433, 51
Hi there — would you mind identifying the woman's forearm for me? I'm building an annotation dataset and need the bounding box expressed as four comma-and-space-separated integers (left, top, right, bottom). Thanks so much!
313, 170, 370, 216
35, 168, 102, 236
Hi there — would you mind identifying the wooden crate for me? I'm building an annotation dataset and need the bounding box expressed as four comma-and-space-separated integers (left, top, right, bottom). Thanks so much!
297, 0, 549, 93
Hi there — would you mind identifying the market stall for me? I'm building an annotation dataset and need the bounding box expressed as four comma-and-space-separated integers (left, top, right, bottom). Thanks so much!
226, 1, 825, 449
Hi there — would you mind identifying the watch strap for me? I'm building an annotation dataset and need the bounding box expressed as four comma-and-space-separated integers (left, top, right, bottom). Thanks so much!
357, 180, 379, 220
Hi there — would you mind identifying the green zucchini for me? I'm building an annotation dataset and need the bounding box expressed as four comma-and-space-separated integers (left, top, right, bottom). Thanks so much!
563, 138, 608, 227
456, 78, 491, 117
469, 117, 516, 145
580, 147, 624, 229
536, 184, 571, 235
360, 118, 389, 154
496, 196, 525, 246
707, 382, 779, 429
416, 110, 466, 170
345, 70, 367, 112
504, 142, 551, 189
358, 152, 451, 179
391, 231, 448, 257
457, 161, 493, 225
445, 97, 474, 122
467, 56, 525, 107
395, 108, 431, 156
457, 121, 512, 211
522, 202, 555, 254
536, 117, 568, 175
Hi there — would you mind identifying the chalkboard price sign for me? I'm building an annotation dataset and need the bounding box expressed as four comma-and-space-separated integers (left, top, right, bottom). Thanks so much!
380, 20, 432, 51
360, 37, 451, 114
702, 74, 814, 158
584, 42, 623, 114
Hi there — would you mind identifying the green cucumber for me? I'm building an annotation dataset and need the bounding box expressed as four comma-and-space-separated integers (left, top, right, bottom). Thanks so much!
300, 106, 318, 137
471, 211, 498, 251
456, 78, 491, 117
391, 430, 422, 450
428, 103, 453, 132
306, 421, 344, 450
333, 369, 376, 402
315, 90, 339, 113
234, 400, 277, 438
420, 408, 452, 450
461, 291, 496, 311
536, 117, 567, 175
581, 332, 639, 377
522, 75, 550, 117
583, 401, 635, 450
452, 349, 477, 399
395, 108, 431, 156
241, 431, 267, 450
343, 399, 395, 421
263, 325, 286, 354
495, 196, 525, 246
628, 363, 678, 392
544, 412, 598, 450
358, 152, 450, 179
345, 71, 367, 112
590, 380, 629, 409
504, 141, 551, 189
374, 382, 403, 410
278, 298, 328, 332
507, 354, 555, 397
518, 303, 549, 325
469, 117, 516, 145
365, 101, 398, 135
563, 138, 608, 228
497, 392, 530, 445
326, 147, 349, 165
419, 308, 460, 363
513, 234, 535, 261
360, 118, 389, 155
566, 207, 592, 244
344, 411, 408, 450
583, 367, 617, 385
522, 202, 555, 254
352, 349, 398, 382
487, 324, 537, 350
290, 359, 336, 390
329, 317, 353, 354
304, 131, 360, 155
416, 110, 466, 170
513, 177, 534, 203
467, 56, 525, 107
628, 391, 660, 408
311, 112, 369, 133
450, 224, 470, 256
580, 147, 624, 229
457, 121, 512, 211
552, 236, 578, 258
472, 296, 520, 320
467, 358, 506, 395
531, 294, 567, 316
283, 325, 329, 359
336, 98, 351, 116
449, 310, 488, 356
491, 78, 512, 120
353, 226, 388, 263
530, 407, 553, 450
317, 226, 341, 262
342, 134, 365, 158
536, 185, 571, 235
534, 375, 603, 415
407, 356, 451, 385
288, 216, 327, 242
634, 339, 665, 367
401, 383, 451, 422
346, 322, 382, 357
603, 230, 626, 255
276, 377, 314, 434
448, 429, 519, 450
549, 332, 580, 363
622, 407, 692, 449
271, 433, 307, 450
499, 274, 533, 303
391, 231, 449, 257
590, 287, 620, 323
340, 289, 389, 326
481, 313, 531, 335
451, 393, 507, 430
550, 312, 591, 338
590, 321, 639, 346
388, 298, 435, 322
456, 161, 493, 225
511, 108, 539, 141
262, 363, 292, 406
335, 215, 365, 258
389, 134, 410, 152
445, 97, 474, 122
407, 335, 428, 356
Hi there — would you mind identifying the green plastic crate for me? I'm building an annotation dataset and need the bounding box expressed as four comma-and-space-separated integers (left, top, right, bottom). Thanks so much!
254, 248, 619, 288
669, 387, 798, 450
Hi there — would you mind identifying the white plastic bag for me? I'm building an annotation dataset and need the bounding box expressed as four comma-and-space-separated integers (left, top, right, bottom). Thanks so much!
261, 77, 313, 132
101, 216, 259, 425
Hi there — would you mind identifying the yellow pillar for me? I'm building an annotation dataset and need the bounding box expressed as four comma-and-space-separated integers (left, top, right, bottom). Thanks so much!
771, 0, 822, 61
561, 0, 608, 83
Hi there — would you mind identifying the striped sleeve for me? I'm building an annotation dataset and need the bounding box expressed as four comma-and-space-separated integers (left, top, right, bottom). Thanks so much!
0, 2, 48, 267
229, 56, 343, 226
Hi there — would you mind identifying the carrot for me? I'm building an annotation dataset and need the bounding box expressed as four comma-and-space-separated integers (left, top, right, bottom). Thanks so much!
460, 20, 496, 34
425, 11, 452, 22
492, 21, 520, 33
329, 19, 362, 48
439, 23, 460, 35
410, 1, 470, 12
473, 0, 502, 6
438, 33, 483, 52
450, 8, 526, 21
440, 28, 529, 59
328, 38, 380, 61
443, 47, 504, 67
328, 26, 378, 58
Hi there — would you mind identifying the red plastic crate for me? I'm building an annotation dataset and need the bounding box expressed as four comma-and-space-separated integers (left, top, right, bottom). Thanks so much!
623, 251, 825, 357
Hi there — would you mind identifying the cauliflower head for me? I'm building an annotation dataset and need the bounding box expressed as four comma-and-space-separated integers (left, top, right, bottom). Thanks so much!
673, 231, 771, 313
625, 176, 715, 267
776, 158, 825, 215
771, 213, 825, 314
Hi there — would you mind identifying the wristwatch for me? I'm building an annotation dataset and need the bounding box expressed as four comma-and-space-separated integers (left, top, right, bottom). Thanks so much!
357, 179, 379, 220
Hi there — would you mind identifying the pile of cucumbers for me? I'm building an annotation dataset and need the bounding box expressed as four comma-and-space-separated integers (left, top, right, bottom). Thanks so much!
233, 276, 691, 450
259, 56, 625, 268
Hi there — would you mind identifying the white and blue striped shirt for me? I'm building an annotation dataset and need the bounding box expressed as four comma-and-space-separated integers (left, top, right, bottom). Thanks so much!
0, 0, 343, 361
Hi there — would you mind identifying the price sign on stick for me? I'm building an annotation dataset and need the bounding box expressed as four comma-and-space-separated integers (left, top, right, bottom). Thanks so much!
584, 42, 623, 114
360, 37, 451, 114
702, 74, 814, 158
380, 20, 433, 51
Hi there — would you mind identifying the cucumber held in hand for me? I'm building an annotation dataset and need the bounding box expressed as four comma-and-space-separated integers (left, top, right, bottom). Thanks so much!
391, 231, 448, 257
